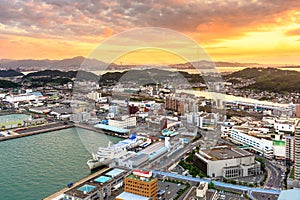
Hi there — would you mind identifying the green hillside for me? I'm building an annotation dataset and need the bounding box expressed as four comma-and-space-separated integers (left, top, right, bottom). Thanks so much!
225, 68, 300, 93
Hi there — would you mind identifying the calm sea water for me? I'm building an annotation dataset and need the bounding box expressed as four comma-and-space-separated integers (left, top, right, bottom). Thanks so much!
0, 127, 121, 200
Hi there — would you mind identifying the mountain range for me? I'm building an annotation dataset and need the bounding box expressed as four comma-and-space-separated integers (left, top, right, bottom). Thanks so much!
0, 56, 107, 71
0, 56, 298, 71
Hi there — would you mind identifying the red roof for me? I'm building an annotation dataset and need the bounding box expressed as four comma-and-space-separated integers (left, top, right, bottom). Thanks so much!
133, 170, 150, 175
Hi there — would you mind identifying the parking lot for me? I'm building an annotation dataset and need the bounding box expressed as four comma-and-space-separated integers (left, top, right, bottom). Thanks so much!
233, 174, 264, 184
158, 180, 188, 200
251, 191, 280, 200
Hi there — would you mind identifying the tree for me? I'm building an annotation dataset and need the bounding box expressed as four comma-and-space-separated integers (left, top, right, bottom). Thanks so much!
255, 157, 266, 171
208, 181, 215, 189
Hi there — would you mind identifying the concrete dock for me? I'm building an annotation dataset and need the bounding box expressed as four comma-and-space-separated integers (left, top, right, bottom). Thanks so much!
75, 123, 128, 139
44, 167, 109, 200
0, 122, 128, 142
0, 122, 74, 142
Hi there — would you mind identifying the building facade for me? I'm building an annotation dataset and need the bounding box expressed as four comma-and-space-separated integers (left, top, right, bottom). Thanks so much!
165, 95, 197, 116
86, 91, 101, 100
196, 182, 208, 198
108, 116, 136, 129
124, 170, 158, 200
294, 121, 300, 180
274, 119, 295, 134
63, 168, 129, 200
230, 127, 274, 158
296, 105, 300, 118
285, 136, 294, 162
194, 146, 261, 178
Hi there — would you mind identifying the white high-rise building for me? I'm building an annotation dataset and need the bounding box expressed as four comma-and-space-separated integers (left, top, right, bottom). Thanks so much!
286, 136, 294, 162
294, 120, 300, 180
86, 91, 101, 100
108, 116, 136, 129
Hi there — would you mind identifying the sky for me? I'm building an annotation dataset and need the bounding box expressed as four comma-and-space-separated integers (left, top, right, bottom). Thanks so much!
1, 0, 300, 65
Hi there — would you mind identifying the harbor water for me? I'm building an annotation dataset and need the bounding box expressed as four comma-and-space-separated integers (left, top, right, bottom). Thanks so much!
0, 127, 121, 200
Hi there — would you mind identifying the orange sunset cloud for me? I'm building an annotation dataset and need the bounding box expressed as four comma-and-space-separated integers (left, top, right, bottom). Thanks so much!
0, 0, 300, 65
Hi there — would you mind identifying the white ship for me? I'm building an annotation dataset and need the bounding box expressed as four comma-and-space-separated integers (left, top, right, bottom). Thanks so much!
87, 134, 144, 170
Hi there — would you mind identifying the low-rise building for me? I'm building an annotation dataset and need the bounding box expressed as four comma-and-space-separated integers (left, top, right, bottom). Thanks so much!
194, 146, 261, 178
274, 119, 295, 134
196, 182, 208, 198
63, 168, 129, 200
86, 91, 101, 101
185, 112, 219, 130
230, 126, 274, 158
5, 94, 37, 103
28, 106, 51, 114
70, 112, 91, 123
108, 116, 136, 129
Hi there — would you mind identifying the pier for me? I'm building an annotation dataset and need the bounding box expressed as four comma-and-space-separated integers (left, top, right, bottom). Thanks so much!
0, 122, 74, 142
0, 121, 128, 142
75, 123, 129, 139
44, 167, 109, 200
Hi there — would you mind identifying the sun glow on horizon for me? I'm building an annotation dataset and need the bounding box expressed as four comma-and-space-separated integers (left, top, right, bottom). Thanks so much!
1, 1, 300, 65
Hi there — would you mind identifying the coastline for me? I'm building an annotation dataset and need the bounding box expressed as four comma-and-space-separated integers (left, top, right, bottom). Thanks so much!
0, 122, 74, 142
0, 121, 128, 142
74, 123, 129, 139
43, 167, 110, 200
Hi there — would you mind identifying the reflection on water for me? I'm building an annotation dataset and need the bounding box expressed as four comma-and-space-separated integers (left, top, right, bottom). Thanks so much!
178, 90, 290, 108
0, 127, 121, 200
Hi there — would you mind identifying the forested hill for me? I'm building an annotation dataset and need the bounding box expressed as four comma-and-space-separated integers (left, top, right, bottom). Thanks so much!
0, 70, 23, 77
225, 68, 300, 93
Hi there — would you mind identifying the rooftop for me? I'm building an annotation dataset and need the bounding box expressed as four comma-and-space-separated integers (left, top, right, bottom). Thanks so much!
77, 184, 96, 193
105, 168, 125, 177
126, 174, 155, 182
278, 188, 300, 200
130, 153, 149, 162
116, 191, 150, 200
94, 124, 130, 134
94, 176, 111, 183
65, 182, 98, 199
197, 182, 207, 190
64, 168, 128, 199
201, 146, 252, 161
138, 142, 165, 155
273, 140, 286, 146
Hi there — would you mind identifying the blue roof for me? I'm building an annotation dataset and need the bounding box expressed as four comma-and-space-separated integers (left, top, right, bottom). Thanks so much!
129, 134, 137, 140
130, 153, 149, 162
94, 124, 130, 134
149, 146, 169, 160
162, 129, 178, 136
105, 168, 125, 177
279, 189, 300, 200
77, 184, 96, 193
116, 192, 150, 200
28, 92, 43, 96
94, 176, 111, 183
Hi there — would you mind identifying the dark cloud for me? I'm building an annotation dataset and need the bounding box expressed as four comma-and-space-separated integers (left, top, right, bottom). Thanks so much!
0, 0, 299, 42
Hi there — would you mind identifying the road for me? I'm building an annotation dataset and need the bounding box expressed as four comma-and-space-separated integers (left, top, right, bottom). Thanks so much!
265, 159, 285, 189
